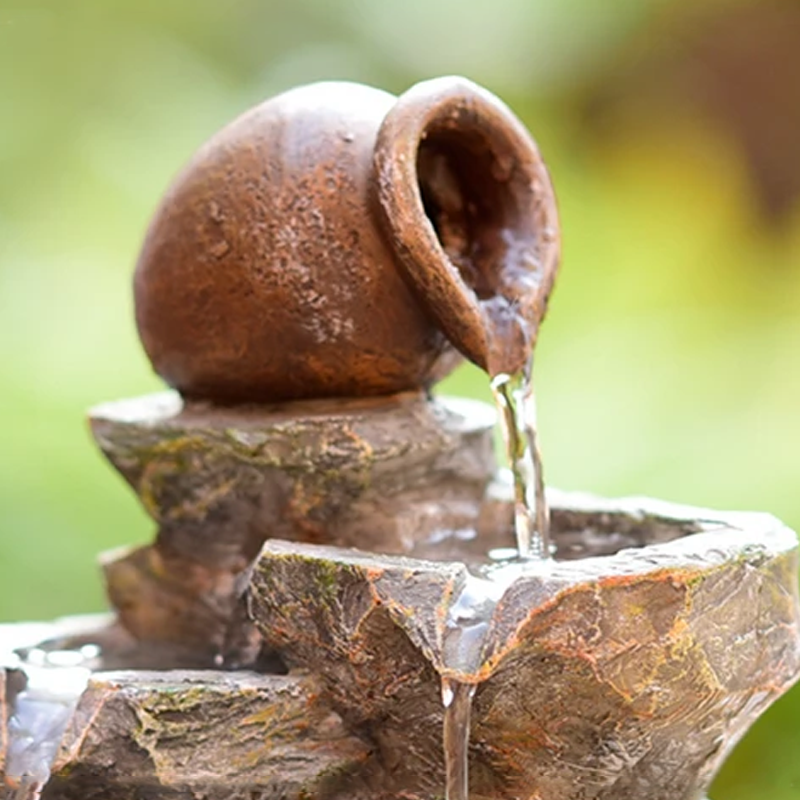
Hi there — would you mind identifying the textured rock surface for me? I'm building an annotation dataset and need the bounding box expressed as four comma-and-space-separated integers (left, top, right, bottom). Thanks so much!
91, 390, 495, 657
250, 495, 800, 800
1, 498, 797, 800
41, 670, 370, 800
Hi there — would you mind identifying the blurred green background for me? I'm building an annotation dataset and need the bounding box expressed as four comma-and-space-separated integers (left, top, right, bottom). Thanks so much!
1, 0, 799, 796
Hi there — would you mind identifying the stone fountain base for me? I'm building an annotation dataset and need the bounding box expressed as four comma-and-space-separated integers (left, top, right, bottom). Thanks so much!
2, 491, 798, 800
2, 393, 799, 799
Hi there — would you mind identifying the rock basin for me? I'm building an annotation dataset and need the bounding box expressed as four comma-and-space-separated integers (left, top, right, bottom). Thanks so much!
2, 490, 798, 800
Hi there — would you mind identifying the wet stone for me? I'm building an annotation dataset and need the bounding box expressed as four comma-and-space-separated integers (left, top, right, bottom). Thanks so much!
41, 670, 370, 800
248, 495, 800, 800
91, 390, 495, 659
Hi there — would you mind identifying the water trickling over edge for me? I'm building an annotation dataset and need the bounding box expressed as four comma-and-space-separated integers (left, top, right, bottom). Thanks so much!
441, 678, 477, 800
441, 561, 554, 799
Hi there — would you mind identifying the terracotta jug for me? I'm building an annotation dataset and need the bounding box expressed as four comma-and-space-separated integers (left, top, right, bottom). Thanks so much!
134, 77, 560, 403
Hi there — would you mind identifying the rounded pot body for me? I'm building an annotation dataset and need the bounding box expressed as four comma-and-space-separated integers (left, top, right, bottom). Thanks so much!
134, 82, 454, 403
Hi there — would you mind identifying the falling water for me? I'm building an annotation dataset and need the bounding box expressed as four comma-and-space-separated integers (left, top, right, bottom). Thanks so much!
442, 678, 477, 800
3, 646, 95, 798
440, 561, 540, 800
490, 364, 551, 561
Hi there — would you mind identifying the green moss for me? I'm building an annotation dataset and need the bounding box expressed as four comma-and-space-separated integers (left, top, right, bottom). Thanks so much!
314, 561, 340, 598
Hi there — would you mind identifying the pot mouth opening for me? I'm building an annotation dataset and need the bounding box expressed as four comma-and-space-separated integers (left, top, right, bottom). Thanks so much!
417, 125, 522, 302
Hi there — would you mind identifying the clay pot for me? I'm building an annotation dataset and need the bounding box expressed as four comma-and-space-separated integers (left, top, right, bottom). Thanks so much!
134, 77, 560, 404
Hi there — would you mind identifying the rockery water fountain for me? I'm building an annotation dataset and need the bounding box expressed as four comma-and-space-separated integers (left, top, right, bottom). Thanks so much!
1, 76, 798, 800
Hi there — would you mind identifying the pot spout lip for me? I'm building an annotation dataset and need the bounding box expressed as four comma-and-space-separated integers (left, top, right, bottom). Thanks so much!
372, 74, 561, 378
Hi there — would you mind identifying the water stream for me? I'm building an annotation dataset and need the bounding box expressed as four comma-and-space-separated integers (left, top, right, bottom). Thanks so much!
442, 361, 552, 800
490, 366, 551, 561
442, 678, 477, 800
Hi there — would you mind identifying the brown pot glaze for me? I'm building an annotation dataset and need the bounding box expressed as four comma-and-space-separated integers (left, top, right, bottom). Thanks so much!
134, 77, 560, 403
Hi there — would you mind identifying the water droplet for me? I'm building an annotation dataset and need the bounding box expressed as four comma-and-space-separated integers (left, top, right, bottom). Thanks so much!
488, 546, 518, 562
441, 678, 454, 709
80, 644, 101, 660
541, 225, 557, 243
45, 650, 85, 668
